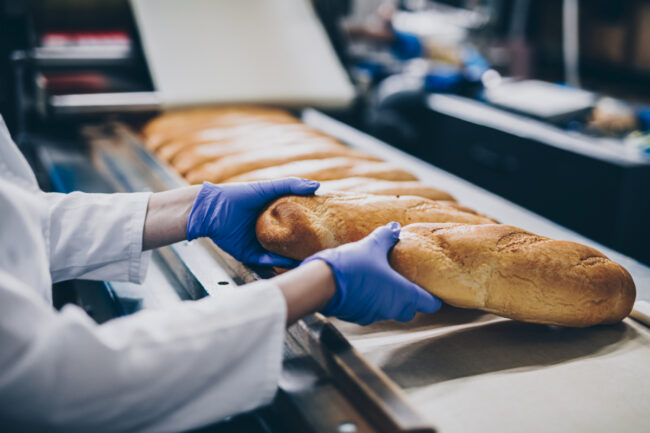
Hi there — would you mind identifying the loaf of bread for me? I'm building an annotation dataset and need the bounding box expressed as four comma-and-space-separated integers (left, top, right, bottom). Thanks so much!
256, 193, 496, 259
151, 114, 298, 152
223, 157, 418, 183
184, 141, 380, 183
174, 135, 327, 176
388, 223, 636, 327
143, 106, 299, 151
318, 177, 456, 202
157, 123, 315, 163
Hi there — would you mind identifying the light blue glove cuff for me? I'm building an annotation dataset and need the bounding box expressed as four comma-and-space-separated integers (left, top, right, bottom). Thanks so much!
187, 182, 219, 241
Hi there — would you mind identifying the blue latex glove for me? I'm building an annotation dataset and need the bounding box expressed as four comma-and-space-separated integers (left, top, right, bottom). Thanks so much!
187, 178, 319, 267
303, 222, 442, 325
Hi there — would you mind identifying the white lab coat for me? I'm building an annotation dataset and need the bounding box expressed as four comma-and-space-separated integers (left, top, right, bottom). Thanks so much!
0, 117, 287, 433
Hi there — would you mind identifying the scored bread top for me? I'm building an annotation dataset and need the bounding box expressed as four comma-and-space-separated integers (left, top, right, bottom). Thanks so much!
224, 157, 418, 184
256, 192, 497, 260
183, 141, 381, 184
173, 131, 328, 175
157, 123, 316, 163
390, 223, 636, 327
143, 106, 299, 151
318, 177, 456, 202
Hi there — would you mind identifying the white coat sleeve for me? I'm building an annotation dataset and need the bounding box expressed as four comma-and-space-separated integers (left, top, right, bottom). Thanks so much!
0, 274, 287, 433
44, 191, 152, 284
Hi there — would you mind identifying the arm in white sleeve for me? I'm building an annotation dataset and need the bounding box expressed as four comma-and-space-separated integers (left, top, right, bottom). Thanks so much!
44, 191, 152, 283
0, 274, 286, 433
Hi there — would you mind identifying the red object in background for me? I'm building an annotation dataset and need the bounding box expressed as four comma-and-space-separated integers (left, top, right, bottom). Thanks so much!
42, 73, 111, 95
37, 30, 137, 95
41, 31, 130, 47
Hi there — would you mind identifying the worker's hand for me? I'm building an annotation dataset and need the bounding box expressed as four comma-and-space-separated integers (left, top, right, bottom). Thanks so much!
303, 222, 442, 325
187, 178, 319, 267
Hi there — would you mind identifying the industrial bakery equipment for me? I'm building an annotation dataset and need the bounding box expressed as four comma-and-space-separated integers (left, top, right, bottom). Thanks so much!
26, 110, 650, 433
8, 1, 650, 432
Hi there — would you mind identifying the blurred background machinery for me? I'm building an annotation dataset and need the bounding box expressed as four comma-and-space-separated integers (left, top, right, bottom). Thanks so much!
338, 0, 650, 265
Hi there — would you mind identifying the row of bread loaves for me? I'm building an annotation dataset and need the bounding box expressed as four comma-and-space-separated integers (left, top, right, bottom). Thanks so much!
143, 107, 636, 327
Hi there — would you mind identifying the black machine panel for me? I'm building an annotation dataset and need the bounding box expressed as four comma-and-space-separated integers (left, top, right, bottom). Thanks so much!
417, 100, 650, 265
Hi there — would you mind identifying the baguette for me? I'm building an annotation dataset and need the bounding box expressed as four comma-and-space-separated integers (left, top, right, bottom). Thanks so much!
143, 107, 298, 151
318, 177, 456, 202
157, 123, 313, 162
256, 193, 496, 259
389, 223, 635, 327
223, 157, 418, 183
173, 130, 327, 174
151, 114, 298, 152
184, 141, 380, 184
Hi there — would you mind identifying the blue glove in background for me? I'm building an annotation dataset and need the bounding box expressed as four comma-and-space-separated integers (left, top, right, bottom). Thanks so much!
187, 178, 319, 267
303, 222, 442, 325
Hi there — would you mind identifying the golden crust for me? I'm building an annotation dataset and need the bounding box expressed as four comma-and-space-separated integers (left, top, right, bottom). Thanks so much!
318, 177, 456, 202
256, 193, 496, 260
171, 130, 326, 174
158, 123, 326, 163
182, 141, 380, 184
142, 106, 299, 151
389, 223, 636, 327
223, 157, 418, 184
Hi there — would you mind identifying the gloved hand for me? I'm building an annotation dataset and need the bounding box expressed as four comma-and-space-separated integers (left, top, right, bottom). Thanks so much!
303, 222, 442, 325
187, 178, 319, 267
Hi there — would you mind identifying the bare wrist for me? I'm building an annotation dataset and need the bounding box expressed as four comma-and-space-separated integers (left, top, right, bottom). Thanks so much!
273, 260, 336, 326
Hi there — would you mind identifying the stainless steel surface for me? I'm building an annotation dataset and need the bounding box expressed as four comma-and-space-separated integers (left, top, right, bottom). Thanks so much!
32, 45, 134, 67
292, 315, 435, 433
50, 91, 161, 115
630, 300, 650, 326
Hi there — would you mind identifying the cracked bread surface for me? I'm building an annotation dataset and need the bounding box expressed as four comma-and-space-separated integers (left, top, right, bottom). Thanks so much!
256, 193, 496, 260
389, 223, 636, 327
